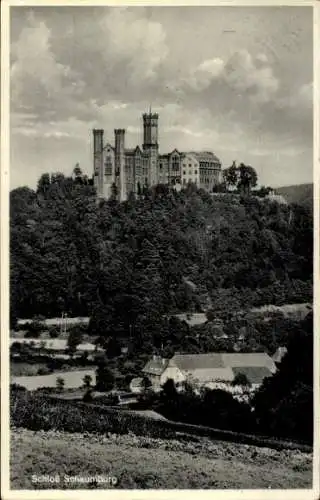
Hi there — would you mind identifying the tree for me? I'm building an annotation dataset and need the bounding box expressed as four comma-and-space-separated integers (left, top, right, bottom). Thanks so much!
141, 375, 152, 391
56, 377, 65, 393
253, 312, 313, 442
161, 378, 178, 400
83, 374, 93, 389
106, 337, 122, 359
238, 164, 257, 195
10, 341, 22, 354
37, 173, 51, 196
95, 362, 115, 392
223, 162, 238, 191
110, 183, 118, 201
66, 329, 83, 356
83, 389, 93, 402
48, 326, 60, 338
73, 163, 83, 182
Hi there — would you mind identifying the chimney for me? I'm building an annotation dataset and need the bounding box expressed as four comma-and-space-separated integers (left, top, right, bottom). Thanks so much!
93, 129, 104, 197
114, 129, 126, 201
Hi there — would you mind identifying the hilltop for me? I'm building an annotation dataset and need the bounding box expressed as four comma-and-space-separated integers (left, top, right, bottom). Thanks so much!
11, 427, 312, 489
275, 183, 313, 211
11, 177, 312, 328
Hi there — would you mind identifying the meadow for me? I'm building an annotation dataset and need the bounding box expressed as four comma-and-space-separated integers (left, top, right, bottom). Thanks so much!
11, 427, 312, 489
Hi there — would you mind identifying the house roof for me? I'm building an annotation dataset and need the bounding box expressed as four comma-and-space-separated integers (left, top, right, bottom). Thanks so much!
232, 366, 273, 385
221, 352, 276, 373
129, 377, 143, 387
142, 351, 275, 386
170, 353, 225, 371
142, 357, 169, 375
167, 351, 276, 383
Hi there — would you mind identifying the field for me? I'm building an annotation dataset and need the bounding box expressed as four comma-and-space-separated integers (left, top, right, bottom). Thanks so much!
10, 427, 312, 489
11, 368, 96, 390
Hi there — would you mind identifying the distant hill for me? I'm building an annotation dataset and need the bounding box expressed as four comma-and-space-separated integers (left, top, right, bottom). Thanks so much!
275, 184, 313, 211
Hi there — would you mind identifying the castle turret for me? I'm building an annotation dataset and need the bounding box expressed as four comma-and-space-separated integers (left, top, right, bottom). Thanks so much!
114, 129, 126, 201
142, 112, 159, 186
93, 129, 104, 198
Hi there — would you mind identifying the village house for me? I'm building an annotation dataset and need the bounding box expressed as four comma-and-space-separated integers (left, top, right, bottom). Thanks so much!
141, 352, 277, 394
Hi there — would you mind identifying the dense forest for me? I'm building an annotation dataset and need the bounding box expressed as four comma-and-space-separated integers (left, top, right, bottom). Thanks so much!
10, 171, 312, 348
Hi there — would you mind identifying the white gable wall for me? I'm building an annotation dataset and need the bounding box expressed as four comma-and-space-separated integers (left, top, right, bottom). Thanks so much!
160, 366, 185, 386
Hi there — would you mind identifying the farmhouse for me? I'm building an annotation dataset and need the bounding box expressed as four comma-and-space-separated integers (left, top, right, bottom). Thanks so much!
142, 352, 276, 393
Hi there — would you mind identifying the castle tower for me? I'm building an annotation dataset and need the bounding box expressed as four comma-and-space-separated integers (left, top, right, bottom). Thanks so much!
114, 129, 126, 202
142, 111, 159, 186
93, 129, 104, 198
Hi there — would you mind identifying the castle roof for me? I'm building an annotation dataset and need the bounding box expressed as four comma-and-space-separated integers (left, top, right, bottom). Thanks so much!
188, 151, 221, 164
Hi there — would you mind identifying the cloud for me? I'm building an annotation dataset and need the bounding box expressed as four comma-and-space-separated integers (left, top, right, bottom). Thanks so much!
186, 58, 225, 91
99, 8, 168, 84
176, 49, 279, 104
11, 12, 85, 114
9, 6, 313, 190
222, 50, 279, 103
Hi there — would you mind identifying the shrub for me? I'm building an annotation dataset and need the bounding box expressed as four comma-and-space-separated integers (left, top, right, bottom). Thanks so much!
37, 366, 52, 376
48, 327, 60, 338
231, 372, 251, 387
83, 389, 93, 402
24, 319, 43, 338
10, 383, 26, 392
56, 377, 65, 393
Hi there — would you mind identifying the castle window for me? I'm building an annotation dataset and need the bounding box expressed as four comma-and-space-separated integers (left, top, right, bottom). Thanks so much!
172, 157, 180, 171
104, 156, 113, 176
183, 170, 186, 175
195, 170, 198, 175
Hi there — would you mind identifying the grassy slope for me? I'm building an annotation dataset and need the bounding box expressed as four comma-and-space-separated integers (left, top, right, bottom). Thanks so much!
11, 428, 312, 489
275, 184, 313, 210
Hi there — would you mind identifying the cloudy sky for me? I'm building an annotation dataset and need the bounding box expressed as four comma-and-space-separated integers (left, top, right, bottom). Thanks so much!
10, 5, 313, 190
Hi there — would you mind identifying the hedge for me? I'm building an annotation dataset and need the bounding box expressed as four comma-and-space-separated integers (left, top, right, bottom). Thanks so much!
10, 391, 312, 453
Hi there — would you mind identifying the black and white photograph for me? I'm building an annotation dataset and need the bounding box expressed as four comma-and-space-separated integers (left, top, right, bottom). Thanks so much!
1, 1, 318, 497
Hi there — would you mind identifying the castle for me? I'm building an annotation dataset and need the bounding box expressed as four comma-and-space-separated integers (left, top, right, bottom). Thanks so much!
93, 111, 222, 201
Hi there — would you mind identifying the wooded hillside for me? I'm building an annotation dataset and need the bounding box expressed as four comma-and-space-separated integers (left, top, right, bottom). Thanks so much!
10, 174, 312, 341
